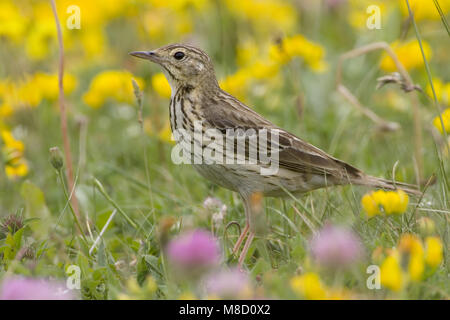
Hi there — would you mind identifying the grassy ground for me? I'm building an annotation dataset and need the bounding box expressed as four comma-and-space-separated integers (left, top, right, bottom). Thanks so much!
0, 0, 448, 299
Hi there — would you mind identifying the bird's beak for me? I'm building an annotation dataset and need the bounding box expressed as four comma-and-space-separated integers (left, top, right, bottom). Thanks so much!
129, 51, 160, 63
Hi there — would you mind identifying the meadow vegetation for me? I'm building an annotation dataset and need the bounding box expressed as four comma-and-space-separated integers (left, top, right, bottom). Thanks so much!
0, 0, 448, 299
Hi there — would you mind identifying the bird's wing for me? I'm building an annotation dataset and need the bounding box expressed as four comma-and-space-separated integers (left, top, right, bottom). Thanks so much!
203, 90, 363, 179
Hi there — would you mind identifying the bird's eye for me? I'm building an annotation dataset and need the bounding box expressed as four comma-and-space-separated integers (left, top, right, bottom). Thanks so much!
174, 51, 185, 60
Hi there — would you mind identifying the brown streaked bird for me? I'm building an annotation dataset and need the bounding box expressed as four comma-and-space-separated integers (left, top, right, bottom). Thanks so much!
130, 44, 419, 268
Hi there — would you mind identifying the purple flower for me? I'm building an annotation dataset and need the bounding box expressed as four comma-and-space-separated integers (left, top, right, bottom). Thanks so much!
0, 277, 74, 300
310, 224, 363, 268
204, 268, 251, 299
167, 229, 221, 270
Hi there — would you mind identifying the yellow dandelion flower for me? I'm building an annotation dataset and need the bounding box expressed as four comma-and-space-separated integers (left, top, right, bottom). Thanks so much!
151, 73, 172, 99
290, 272, 326, 300
380, 40, 432, 72
425, 236, 443, 268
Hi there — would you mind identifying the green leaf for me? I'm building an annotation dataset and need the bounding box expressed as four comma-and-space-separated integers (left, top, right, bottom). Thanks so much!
13, 227, 24, 249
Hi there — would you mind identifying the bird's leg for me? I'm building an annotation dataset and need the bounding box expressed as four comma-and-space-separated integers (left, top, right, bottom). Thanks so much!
238, 231, 255, 269
236, 194, 257, 269
232, 221, 249, 255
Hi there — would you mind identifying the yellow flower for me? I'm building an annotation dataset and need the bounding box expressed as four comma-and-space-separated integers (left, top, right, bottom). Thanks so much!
399, 0, 450, 21
0, 0, 27, 42
408, 253, 424, 282
399, 234, 424, 256
426, 78, 450, 105
83, 70, 144, 108
380, 251, 404, 291
5, 161, 29, 178
1, 130, 24, 152
0, 103, 13, 118
399, 234, 424, 281
1, 129, 28, 179
425, 236, 443, 268
80, 30, 106, 57
361, 189, 409, 217
142, 8, 193, 41
269, 35, 328, 72
380, 40, 432, 72
246, 59, 280, 80
225, 0, 297, 33
388, 190, 409, 214
433, 108, 450, 134
33, 73, 77, 101
348, 0, 390, 30
17, 80, 42, 108
219, 70, 251, 101
290, 272, 326, 300
151, 73, 172, 99
361, 193, 380, 217
25, 21, 55, 60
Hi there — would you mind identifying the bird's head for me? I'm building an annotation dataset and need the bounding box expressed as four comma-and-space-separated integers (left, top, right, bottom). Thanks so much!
130, 44, 218, 92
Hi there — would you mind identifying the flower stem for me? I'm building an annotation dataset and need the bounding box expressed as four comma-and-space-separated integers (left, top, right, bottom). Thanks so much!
93, 178, 138, 230
57, 168, 88, 245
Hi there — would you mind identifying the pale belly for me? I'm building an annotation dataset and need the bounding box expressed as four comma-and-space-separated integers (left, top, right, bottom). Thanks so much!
192, 163, 329, 197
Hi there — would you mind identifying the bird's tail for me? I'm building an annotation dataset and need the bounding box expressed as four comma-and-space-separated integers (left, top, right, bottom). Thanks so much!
355, 175, 421, 196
